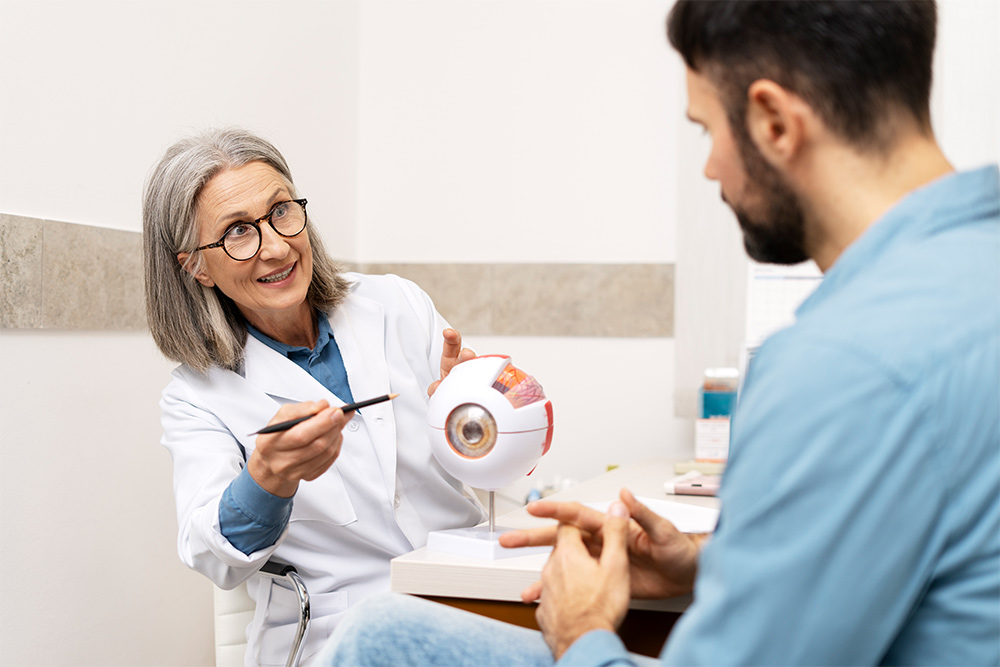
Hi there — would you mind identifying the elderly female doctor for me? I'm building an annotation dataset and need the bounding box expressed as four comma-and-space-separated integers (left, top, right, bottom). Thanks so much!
142, 128, 485, 665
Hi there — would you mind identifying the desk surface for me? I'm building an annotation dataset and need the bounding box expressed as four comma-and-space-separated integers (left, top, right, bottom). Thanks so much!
391, 458, 720, 612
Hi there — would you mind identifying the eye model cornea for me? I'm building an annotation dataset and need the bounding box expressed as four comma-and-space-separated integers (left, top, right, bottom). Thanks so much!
444, 403, 498, 458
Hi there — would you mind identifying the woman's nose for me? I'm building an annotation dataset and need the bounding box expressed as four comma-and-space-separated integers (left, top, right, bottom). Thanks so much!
258, 224, 290, 261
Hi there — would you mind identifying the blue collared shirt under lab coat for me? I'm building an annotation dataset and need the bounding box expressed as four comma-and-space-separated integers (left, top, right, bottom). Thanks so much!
560, 165, 1000, 666
219, 312, 355, 554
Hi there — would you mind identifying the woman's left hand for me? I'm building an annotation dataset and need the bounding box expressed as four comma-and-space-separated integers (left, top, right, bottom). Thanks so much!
427, 328, 476, 396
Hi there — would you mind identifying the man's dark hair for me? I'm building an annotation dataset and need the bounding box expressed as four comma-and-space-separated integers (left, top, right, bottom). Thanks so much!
667, 0, 937, 151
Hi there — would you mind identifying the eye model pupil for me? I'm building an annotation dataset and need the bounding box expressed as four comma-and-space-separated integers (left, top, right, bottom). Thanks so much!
462, 421, 484, 444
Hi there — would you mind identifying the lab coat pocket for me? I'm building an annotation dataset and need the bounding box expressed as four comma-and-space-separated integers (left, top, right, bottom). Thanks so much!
250, 578, 350, 666
288, 464, 358, 526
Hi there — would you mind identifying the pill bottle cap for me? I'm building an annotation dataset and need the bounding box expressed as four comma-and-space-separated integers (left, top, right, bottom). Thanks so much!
703, 367, 739, 391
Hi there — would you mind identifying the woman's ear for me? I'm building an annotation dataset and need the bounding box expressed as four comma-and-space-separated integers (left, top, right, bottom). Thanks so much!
176, 252, 216, 287
746, 79, 806, 168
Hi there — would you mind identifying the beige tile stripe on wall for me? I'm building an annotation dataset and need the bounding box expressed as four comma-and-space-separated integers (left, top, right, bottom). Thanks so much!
0, 214, 674, 337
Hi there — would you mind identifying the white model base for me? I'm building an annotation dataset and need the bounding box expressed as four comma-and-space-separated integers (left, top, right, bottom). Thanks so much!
426, 525, 552, 560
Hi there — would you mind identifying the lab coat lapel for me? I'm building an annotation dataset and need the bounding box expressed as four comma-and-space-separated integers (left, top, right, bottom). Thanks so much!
242, 334, 340, 406
238, 334, 361, 521
329, 295, 398, 496
182, 345, 330, 466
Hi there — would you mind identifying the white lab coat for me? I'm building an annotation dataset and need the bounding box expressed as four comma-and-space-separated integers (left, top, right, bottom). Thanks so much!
160, 273, 485, 666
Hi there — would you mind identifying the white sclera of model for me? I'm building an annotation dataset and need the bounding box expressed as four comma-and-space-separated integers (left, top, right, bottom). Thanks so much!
426, 355, 554, 559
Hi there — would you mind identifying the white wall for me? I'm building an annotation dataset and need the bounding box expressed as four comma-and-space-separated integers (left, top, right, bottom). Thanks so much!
934, 0, 1000, 170
354, 0, 686, 491
0, 0, 361, 250
0, 1, 361, 664
0, 332, 199, 665
356, 0, 679, 264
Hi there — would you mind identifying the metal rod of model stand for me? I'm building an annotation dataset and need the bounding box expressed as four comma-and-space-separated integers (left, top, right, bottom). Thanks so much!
488, 490, 495, 534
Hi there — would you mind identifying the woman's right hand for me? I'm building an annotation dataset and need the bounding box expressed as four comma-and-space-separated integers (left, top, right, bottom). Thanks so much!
427, 328, 476, 397
247, 400, 349, 498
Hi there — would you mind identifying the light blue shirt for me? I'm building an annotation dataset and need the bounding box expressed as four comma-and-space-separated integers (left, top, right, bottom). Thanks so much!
220, 312, 355, 555
562, 166, 1000, 666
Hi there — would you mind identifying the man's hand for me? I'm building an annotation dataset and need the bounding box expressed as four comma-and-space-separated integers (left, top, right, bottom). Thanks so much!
500, 488, 705, 602
427, 328, 476, 396
535, 501, 632, 659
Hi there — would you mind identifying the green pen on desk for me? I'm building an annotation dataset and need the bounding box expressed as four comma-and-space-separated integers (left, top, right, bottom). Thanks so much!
248, 393, 399, 436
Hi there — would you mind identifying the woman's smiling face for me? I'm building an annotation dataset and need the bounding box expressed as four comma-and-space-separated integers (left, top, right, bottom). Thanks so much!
178, 161, 314, 337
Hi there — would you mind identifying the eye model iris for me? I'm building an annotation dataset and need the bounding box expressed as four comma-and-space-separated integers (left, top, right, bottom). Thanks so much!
445, 403, 497, 458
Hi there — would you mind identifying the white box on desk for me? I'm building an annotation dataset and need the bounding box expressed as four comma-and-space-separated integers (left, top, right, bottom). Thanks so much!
695, 417, 730, 463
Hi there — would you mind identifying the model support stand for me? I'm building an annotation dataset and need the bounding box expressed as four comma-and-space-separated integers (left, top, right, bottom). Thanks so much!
427, 491, 550, 559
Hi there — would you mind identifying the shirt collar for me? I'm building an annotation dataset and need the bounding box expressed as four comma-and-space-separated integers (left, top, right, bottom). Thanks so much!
247, 310, 332, 359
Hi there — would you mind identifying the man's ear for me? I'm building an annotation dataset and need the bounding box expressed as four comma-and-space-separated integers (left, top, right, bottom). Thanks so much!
746, 79, 807, 167
176, 252, 216, 287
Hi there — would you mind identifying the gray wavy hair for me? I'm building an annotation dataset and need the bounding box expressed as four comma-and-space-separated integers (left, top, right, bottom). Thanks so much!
142, 128, 350, 372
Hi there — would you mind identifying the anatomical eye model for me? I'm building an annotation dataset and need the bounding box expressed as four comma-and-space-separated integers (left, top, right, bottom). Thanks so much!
428, 355, 553, 490
426, 355, 554, 559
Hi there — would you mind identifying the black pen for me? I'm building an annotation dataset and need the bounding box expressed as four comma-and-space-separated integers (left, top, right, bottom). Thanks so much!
248, 393, 399, 436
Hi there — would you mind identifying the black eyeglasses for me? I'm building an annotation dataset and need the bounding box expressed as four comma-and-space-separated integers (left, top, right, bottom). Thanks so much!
194, 198, 309, 261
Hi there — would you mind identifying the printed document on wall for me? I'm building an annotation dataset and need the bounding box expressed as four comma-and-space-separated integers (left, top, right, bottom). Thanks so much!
745, 261, 823, 348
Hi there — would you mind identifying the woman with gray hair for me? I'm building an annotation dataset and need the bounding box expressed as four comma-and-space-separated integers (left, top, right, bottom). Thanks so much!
143, 128, 485, 666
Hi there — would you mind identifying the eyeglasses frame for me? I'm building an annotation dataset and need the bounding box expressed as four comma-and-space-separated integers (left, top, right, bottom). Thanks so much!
193, 198, 309, 261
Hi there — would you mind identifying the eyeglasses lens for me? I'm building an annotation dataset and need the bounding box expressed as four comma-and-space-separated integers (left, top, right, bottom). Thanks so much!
223, 201, 307, 260
224, 225, 259, 260
270, 201, 307, 236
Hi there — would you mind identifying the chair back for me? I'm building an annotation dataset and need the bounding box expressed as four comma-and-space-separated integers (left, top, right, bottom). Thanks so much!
213, 563, 310, 667
213, 582, 255, 667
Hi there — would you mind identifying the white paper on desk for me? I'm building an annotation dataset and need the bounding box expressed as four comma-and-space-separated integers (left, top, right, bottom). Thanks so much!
585, 497, 719, 534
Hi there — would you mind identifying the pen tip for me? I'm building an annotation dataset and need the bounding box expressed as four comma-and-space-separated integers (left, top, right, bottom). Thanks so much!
389, 393, 399, 399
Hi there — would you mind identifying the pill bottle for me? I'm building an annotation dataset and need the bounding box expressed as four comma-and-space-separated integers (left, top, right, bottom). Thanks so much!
700, 367, 739, 418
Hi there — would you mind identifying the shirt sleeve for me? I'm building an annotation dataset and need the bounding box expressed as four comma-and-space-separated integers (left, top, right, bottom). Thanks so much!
218, 466, 294, 555
557, 630, 643, 667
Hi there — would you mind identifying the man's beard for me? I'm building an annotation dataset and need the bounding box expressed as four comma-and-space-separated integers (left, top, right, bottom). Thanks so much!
729, 124, 810, 265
